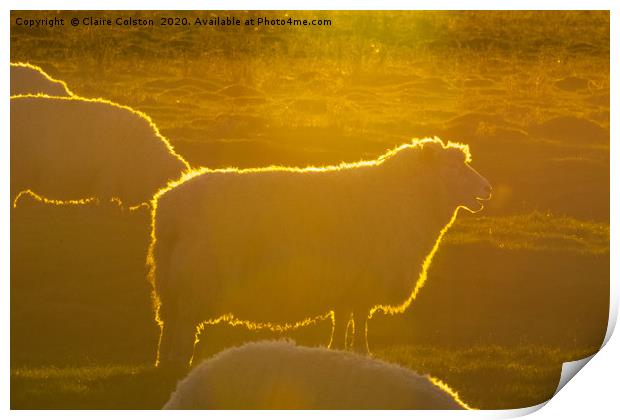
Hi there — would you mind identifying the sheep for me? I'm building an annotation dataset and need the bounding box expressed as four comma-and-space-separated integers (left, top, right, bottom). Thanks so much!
148, 137, 492, 366
10, 95, 190, 209
163, 340, 470, 409
10, 62, 73, 97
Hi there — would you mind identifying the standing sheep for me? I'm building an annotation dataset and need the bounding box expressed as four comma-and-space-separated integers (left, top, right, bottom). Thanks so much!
10, 62, 73, 97
11, 95, 190, 208
149, 137, 491, 366
163, 340, 470, 409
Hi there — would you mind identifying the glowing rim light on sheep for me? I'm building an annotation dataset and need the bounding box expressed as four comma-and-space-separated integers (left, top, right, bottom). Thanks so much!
147, 138, 473, 366
10, 63, 480, 369
11, 62, 76, 97
187, 313, 334, 366
11, 189, 150, 211
12, 189, 98, 208
428, 376, 476, 410
369, 208, 460, 318
151, 137, 471, 192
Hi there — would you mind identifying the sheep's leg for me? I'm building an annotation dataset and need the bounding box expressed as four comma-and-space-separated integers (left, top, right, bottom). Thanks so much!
352, 310, 370, 355
329, 310, 351, 350
171, 314, 199, 367
157, 299, 178, 366
158, 310, 197, 368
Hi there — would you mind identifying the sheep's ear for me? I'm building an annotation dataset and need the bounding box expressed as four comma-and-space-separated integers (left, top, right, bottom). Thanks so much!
420, 144, 438, 164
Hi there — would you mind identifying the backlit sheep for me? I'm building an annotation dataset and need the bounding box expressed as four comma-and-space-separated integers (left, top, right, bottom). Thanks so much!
10, 62, 73, 97
149, 138, 491, 366
163, 340, 469, 409
11, 95, 190, 208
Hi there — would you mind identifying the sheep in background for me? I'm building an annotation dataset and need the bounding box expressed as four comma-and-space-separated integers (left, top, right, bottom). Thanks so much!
10, 62, 73, 97
11, 95, 190, 209
150, 137, 491, 366
163, 340, 469, 409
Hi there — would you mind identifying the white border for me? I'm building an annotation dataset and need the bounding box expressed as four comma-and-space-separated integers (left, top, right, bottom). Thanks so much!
2, 1, 616, 419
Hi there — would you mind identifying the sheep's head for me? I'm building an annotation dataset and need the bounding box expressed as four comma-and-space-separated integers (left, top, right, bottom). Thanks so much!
418, 139, 492, 213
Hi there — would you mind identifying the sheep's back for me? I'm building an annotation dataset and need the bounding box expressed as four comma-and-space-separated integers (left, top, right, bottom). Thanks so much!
11, 96, 187, 205
164, 341, 464, 409
10, 65, 71, 97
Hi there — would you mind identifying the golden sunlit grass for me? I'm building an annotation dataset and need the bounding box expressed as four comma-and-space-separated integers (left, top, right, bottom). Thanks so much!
11, 364, 179, 410
11, 343, 599, 409
11, 11, 610, 164
376, 344, 600, 410
447, 212, 610, 255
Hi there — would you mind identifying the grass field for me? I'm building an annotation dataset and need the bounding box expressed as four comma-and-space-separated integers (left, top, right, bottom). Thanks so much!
10, 10, 609, 409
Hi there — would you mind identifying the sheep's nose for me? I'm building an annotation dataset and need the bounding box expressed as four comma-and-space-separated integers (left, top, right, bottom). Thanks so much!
484, 184, 492, 197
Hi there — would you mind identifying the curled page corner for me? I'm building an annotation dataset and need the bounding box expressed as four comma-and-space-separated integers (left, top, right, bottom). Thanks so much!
602, 287, 618, 347
547, 282, 620, 400
495, 401, 548, 418
554, 354, 595, 396
492, 353, 598, 418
